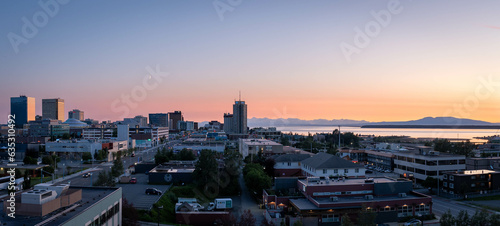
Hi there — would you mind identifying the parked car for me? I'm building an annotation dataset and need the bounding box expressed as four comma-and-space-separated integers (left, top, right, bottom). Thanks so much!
129, 178, 137, 184
82, 173, 91, 178
365, 170, 373, 174
145, 188, 162, 195
404, 219, 422, 226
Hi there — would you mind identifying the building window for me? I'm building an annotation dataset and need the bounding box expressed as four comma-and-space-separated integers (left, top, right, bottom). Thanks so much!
322, 214, 340, 223
449, 176, 454, 181
471, 176, 476, 180
355, 168, 359, 173
471, 183, 476, 188
344, 169, 348, 174
287, 162, 291, 166
323, 169, 327, 174
443, 174, 447, 179
443, 182, 447, 187
398, 205, 413, 217
449, 183, 454, 189
334, 169, 338, 174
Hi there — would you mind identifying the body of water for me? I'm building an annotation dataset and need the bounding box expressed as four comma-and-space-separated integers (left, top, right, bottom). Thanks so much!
275, 126, 500, 143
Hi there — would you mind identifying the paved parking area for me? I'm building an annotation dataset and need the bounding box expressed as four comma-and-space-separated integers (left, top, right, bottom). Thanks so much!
118, 174, 171, 210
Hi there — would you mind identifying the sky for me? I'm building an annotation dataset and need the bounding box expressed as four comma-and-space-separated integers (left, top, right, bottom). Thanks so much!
1, 0, 500, 123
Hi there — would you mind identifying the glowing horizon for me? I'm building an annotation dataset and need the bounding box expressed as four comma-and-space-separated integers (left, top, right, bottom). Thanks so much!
1, 1, 500, 124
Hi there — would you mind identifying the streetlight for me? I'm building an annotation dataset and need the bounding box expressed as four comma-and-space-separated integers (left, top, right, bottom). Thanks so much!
157, 205, 163, 226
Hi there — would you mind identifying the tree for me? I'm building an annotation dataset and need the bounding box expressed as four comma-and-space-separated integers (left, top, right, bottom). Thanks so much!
341, 213, 354, 226
433, 139, 452, 153
489, 214, 500, 225
439, 210, 455, 226
453, 141, 475, 157
280, 136, 290, 146
23, 156, 37, 165
263, 157, 276, 177
261, 218, 275, 226
154, 148, 169, 165
176, 148, 195, 160
222, 149, 242, 196
111, 154, 124, 177
122, 197, 139, 226
357, 205, 376, 226
215, 212, 238, 225
62, 133, 71, 140
82, 152, 92, 161
95, 171, 115, 187
239, 209, 256, 226
243, 163, 272, 196
42, 155, 55, 166
193, 149, 218, 190
470, 210, 489, 226
456, 210, 470, 226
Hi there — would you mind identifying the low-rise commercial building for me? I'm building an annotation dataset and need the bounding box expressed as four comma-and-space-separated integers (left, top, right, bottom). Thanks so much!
366, 150, 395, 170
442, 170, 500, 195
46, 139, 128, 161
263, 177, 432, 225
272, 154, 312, 177
2, 184, 122, 226
239, 139, 283, 158
466, 157, 500, 170
148, 161, 196, 184
301, 152, 365, 178
393, 146, 466, 182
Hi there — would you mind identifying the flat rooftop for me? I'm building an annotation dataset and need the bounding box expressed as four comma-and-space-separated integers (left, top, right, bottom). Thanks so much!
299, 177, 403, 186
290, 192, 429, 211
241, 139, 281, 146
0, 186, 120, 226
450, 169, 499, 175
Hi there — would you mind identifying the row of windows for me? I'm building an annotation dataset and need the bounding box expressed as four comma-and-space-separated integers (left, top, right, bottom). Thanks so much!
395, 165, 449, 176
322, 214, 340, 222
396, 156, 465, 165
304, 165, 360, 174
321, 168, 360, 174
90, 203, 120, 226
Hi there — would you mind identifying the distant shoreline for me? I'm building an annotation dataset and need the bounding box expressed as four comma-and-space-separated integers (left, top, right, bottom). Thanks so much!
360, 125, 500, 129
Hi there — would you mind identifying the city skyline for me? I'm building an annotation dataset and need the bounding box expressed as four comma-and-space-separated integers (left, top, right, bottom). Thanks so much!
2, 1, 500, 123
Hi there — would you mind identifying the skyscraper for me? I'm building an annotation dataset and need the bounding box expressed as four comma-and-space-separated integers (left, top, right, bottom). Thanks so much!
223, 113, 234, 134
68, 109, 84, 121
233, 99, 247, 134
149, 113, 168, 127
168, 111, 184, 131
10, 95, 35, 128
42, 98, 65, 121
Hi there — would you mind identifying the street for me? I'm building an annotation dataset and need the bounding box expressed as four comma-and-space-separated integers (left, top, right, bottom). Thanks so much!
431, 196, 481, 217
233, 171, 264, 223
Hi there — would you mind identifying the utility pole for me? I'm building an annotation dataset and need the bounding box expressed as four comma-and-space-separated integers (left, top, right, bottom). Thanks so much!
338, 126, 341, 149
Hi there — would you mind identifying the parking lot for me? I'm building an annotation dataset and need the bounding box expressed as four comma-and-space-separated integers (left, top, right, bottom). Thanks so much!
118, 174, 171, 210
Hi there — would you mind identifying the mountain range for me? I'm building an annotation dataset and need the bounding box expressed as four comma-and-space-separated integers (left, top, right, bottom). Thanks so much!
199, 117, 500, 128
243, 117, 500, 128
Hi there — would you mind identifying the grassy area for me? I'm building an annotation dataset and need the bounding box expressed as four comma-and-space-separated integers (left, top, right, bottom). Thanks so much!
467, 194, 500, 201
